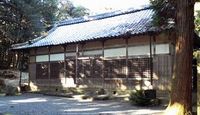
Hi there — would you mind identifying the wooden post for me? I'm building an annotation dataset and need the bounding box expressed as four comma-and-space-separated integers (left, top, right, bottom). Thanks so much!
102, 41, 105, 86
153, 36, 156, 56
28, 50, 31, 87
63, 45, 67, 84
102, 41, 105, 57
149, 35, 153, 85
125, 38, 129, 81
81, 43, 84, 56
19, 51, 23, 88
48, 47, 51, 80
75, 44, 79, 84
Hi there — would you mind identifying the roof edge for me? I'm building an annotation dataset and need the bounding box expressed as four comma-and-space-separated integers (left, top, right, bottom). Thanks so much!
56, 7, 152, 27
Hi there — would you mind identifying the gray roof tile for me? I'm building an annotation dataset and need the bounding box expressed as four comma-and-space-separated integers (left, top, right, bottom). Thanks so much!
12, 8, 155, 49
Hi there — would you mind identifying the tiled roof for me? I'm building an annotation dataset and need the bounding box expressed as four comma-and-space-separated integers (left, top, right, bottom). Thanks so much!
12, 8, 157, 49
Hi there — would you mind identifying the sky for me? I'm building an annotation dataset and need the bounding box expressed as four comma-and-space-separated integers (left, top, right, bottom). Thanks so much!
71, 0, 150, 14
195, 2, 200, 11
195, 2, 200, 16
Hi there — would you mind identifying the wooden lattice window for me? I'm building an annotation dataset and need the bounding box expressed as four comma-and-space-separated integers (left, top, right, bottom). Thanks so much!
78, 59, 91, 78
104, 59, 126, 78
50, 62, 64, 79
128, 58, 150, 78
91, 58, 103, 78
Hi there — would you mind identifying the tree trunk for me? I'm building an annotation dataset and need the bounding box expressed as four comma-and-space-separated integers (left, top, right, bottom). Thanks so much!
165, 0, 194, 114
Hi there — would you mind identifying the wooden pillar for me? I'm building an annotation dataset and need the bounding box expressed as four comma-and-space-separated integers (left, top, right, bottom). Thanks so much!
19, 51, 24, 88
149, 35, 153, 85
125, 38, 129, 81
63, 45, 67, 84
75, 44, 79, 84
102, 41, 105, 57
28, 50, 31, 87
48, 47, 51, 80
81, 43, 85, 56
102, 41, 105, 86
153, 36, 156, 56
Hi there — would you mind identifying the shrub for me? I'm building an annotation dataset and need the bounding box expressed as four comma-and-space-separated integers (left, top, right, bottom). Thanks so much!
96, 88, 107, 95
129, 90, 152, 106
63, 88, 83, 95
93, 94, 110, 101
5, 85, 20, 96
82, 95, 92, 100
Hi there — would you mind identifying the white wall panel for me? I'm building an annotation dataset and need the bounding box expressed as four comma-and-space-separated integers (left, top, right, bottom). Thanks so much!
104, 47, 126, 57
155, 44, 169, 54
128, 45, 150, 56
83, 49, 102, 56
50, 53, 64, 61
36, 55, 48, 62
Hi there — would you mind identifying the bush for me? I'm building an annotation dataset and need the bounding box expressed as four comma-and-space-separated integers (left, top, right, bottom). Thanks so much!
5, 85, 20, 96
93, 94, 110, 101
82, 95, 92, 100
96, 88, 107, 95
129, 90, 151, 106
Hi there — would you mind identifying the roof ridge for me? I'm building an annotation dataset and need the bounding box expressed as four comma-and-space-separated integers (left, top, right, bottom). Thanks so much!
55, 7, 152, 27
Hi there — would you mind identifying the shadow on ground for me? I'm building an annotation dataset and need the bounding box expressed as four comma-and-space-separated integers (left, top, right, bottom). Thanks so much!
0, 93, 165, 115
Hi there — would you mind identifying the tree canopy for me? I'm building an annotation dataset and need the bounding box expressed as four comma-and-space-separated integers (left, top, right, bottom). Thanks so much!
0, 0, 89, 43
150, 0, 176, 28
195, 10, 200, 34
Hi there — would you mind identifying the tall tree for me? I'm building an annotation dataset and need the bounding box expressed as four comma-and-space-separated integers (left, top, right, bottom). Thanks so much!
166, 0, 194, 114
151, 0, 194, 114
0, 0, 58, 42
0, 0, 58, 69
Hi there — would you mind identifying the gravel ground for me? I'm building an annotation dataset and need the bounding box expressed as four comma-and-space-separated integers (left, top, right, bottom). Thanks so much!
0, 93, 164, 115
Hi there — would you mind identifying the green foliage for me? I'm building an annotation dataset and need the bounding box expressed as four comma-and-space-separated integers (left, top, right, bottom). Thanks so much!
0, 0, 58, 42
93, 95, 111, 101
0, 0, 89, 43
195, 10, 200, 34
129, 90, 160, 106
129, 90, 151, 106
56, 0, 89, 20
96, 88, 107, 95
150, 0, 176, 28
194, 51, 200, 66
